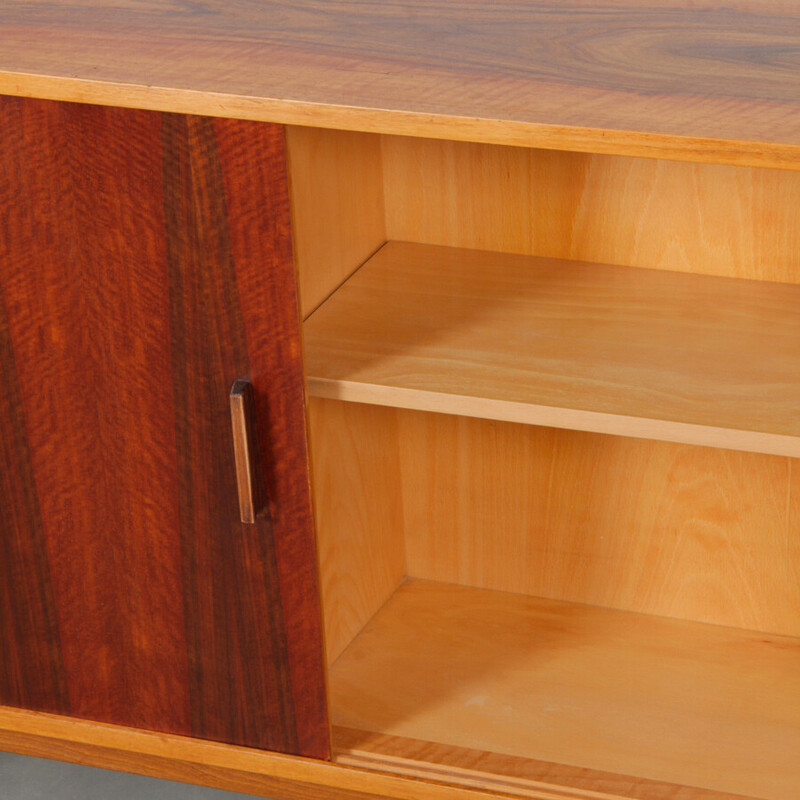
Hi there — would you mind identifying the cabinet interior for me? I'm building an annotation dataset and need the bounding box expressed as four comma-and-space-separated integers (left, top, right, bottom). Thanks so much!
286, 126, 800, 800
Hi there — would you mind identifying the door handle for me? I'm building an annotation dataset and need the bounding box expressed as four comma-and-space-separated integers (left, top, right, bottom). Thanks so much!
229, 379, 266, 524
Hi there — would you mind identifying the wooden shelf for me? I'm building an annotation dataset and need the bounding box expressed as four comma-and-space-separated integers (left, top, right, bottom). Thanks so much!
304, 242, 800, 457
329, 580, 800, 800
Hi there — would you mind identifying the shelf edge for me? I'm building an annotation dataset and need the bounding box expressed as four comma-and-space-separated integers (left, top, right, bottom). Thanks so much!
307, 378, 800, 459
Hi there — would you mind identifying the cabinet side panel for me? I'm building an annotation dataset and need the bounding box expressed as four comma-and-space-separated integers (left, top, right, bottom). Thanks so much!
308, 399, 406, 664
0, 97, 328, 757
286, 127, 386, 318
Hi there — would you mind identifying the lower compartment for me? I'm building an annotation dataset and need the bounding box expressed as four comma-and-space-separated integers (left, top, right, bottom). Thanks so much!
328, 580, 800, 800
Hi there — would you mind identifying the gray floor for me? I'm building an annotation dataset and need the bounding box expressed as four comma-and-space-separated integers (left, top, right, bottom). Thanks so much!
0, 752, 264, 799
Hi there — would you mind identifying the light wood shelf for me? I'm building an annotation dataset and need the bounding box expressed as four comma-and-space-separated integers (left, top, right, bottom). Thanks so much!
304, 242, 800, 457
329, 579, 800, 800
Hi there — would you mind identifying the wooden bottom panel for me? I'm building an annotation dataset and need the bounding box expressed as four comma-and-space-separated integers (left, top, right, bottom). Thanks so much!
329, 580, 800, 800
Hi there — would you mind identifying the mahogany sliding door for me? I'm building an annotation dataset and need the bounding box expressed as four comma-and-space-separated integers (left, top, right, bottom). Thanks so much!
0, 96, 328, 758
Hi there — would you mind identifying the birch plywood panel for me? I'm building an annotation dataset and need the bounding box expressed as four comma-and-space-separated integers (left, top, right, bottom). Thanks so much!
309, 401, 800, 638
308, 398, 406, 663
383, 137, 800, 283
397, 410, 800, 637
287, 127, 385, 318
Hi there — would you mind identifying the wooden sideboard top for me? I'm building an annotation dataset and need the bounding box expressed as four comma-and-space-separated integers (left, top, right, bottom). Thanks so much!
1, 0, 799, 169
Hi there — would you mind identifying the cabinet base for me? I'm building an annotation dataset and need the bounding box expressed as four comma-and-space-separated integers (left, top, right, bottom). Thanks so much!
0, 706, 498, 800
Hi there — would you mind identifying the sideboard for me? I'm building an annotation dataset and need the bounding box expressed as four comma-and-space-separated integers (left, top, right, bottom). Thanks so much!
1, 3, 799, 799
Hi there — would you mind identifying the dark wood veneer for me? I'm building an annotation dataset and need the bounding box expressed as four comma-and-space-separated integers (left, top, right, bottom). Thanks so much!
0, 96, 329, 759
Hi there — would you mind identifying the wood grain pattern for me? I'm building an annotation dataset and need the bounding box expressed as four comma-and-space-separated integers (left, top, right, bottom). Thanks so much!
395, 408, 800, 637
1, 2, 800, 169
310, 399, 800, 638
307, 398, 406, 664
0, 707, 543, 800
0, 281, 68, 715
382, 136, 800, 284
0, 96, 327, 757
329, 580, 800, 800
286, 127, 386, 318
334, 728, 753, 800
304, 242, 800, 457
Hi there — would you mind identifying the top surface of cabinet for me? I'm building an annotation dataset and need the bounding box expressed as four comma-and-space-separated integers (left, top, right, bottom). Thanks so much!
1, 0, 799, 169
